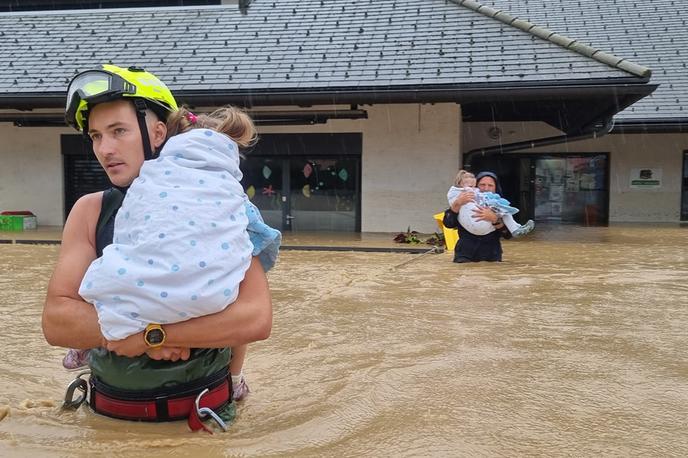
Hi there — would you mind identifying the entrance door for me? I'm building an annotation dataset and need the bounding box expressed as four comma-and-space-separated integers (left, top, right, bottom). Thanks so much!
287, 157, 359, 231
462, 154, 533, 225
466, 152, 609, 225
240, 134, 362, 232
240, 156, 284, 230
534, 155, 608, 225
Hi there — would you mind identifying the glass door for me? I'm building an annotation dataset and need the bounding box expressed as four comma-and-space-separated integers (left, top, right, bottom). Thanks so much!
240, 155, 360, 232
240, 133, 361, 232
534, 155, 608, 225
288, 157, 359, 231
240, 156, 284, 230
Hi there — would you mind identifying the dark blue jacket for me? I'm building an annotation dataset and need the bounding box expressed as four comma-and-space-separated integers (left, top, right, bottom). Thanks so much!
443, 208, 511, 262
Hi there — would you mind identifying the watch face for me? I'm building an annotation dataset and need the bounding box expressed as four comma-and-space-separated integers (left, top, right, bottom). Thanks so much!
147, 328, 164, 345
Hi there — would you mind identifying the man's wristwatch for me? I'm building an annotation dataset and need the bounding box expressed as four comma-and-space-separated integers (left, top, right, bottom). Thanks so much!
144, 323, 166, 348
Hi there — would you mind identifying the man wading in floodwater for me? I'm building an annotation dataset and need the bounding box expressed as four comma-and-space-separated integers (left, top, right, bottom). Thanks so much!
43, 64, 274, 431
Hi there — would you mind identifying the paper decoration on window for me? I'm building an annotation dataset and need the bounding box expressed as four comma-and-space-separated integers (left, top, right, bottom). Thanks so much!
262, 166, 272, 179
262, 185, 276, 196
303, 162, 313, 178
246, 185, 256, 199
338, 169, 348, 181
302, 184, 311, 197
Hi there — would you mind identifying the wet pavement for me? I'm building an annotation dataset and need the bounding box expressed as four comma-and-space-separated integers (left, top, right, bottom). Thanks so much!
0, 226, 441, 252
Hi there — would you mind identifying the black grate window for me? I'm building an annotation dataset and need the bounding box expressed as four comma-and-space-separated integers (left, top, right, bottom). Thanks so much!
61, 135, 111, 221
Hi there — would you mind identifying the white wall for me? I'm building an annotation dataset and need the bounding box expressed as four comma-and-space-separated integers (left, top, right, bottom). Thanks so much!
604, 133, 685, 222
360, 104, 461, 232
463, 122, 688, 223
0, 124, 67, 227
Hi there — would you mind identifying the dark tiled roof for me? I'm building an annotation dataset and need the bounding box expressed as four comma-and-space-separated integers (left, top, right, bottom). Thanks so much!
0, 0, 647, 104
453, 0, 649, 79
480, 0, 687, 121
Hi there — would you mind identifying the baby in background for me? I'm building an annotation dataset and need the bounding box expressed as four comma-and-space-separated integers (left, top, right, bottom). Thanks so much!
447, 170, 534, 237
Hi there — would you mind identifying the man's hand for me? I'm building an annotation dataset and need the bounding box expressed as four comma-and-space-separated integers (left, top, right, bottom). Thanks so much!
472, 206, 499, 224
105, 332, 147, 357
106, 333, 191, 361
146, 347, 191, 362
451, 191, 475, 212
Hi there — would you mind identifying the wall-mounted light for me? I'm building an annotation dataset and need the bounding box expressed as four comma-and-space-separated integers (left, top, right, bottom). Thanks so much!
487, 126, 501, 140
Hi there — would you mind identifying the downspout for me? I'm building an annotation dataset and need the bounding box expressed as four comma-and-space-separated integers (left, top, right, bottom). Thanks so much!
463, 117, 614, 169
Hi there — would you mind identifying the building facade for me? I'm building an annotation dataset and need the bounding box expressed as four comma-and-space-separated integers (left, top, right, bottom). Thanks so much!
1, 0, 683, 233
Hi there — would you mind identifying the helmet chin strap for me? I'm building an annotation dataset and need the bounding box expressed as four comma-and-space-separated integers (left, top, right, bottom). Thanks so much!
133, 99, 156, 161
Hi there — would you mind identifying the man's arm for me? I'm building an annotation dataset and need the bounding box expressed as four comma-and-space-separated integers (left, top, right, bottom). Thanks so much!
43, 192, 104, 349
450, 191, 475, 213
471, 207, 511, 235
472, 206, 500, 225
105, 256, 273, 357
164, 257, 272, 348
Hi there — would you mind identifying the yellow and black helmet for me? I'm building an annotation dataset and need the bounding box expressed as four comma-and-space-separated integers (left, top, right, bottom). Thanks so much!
65, 64, 178, 132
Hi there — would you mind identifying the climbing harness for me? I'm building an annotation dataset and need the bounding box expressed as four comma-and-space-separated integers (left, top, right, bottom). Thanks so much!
61, 367, 231, 433
88, 368, 231, 432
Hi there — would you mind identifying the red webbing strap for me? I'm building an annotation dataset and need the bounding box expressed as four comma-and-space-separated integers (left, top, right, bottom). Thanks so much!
92, 394, 159, 420
91, 379, 230, 431
188, 408, 213, 434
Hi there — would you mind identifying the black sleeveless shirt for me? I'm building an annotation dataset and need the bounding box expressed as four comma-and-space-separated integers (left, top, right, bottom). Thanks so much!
95, 187, 124, 257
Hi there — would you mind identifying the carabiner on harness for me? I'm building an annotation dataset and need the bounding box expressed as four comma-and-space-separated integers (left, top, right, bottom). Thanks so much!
62, 370, 90, 410
193, 388, 228, 432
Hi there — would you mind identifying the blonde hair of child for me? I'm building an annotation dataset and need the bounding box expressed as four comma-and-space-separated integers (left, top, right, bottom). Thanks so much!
454, 169, 475, 187
165, 105, 257, 148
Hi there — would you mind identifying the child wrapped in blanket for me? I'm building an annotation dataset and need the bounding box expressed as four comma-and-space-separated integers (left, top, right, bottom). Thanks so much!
447, 170, 534, 237
63, 106, 281, 402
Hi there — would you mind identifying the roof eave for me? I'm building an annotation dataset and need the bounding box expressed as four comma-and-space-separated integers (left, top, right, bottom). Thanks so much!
0, 80, 656, 133
611, 119, 688, 134
0, 80, 655, 110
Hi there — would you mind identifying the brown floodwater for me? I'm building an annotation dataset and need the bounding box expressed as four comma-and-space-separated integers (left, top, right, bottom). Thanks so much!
1, 225, 687, 457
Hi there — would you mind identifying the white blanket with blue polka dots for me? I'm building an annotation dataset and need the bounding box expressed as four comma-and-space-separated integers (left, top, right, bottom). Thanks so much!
79, 129, 281, 341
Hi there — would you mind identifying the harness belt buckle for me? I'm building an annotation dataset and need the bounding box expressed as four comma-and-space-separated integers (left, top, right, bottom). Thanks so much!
62, 370, 90, 410
193, 388, 228, 433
